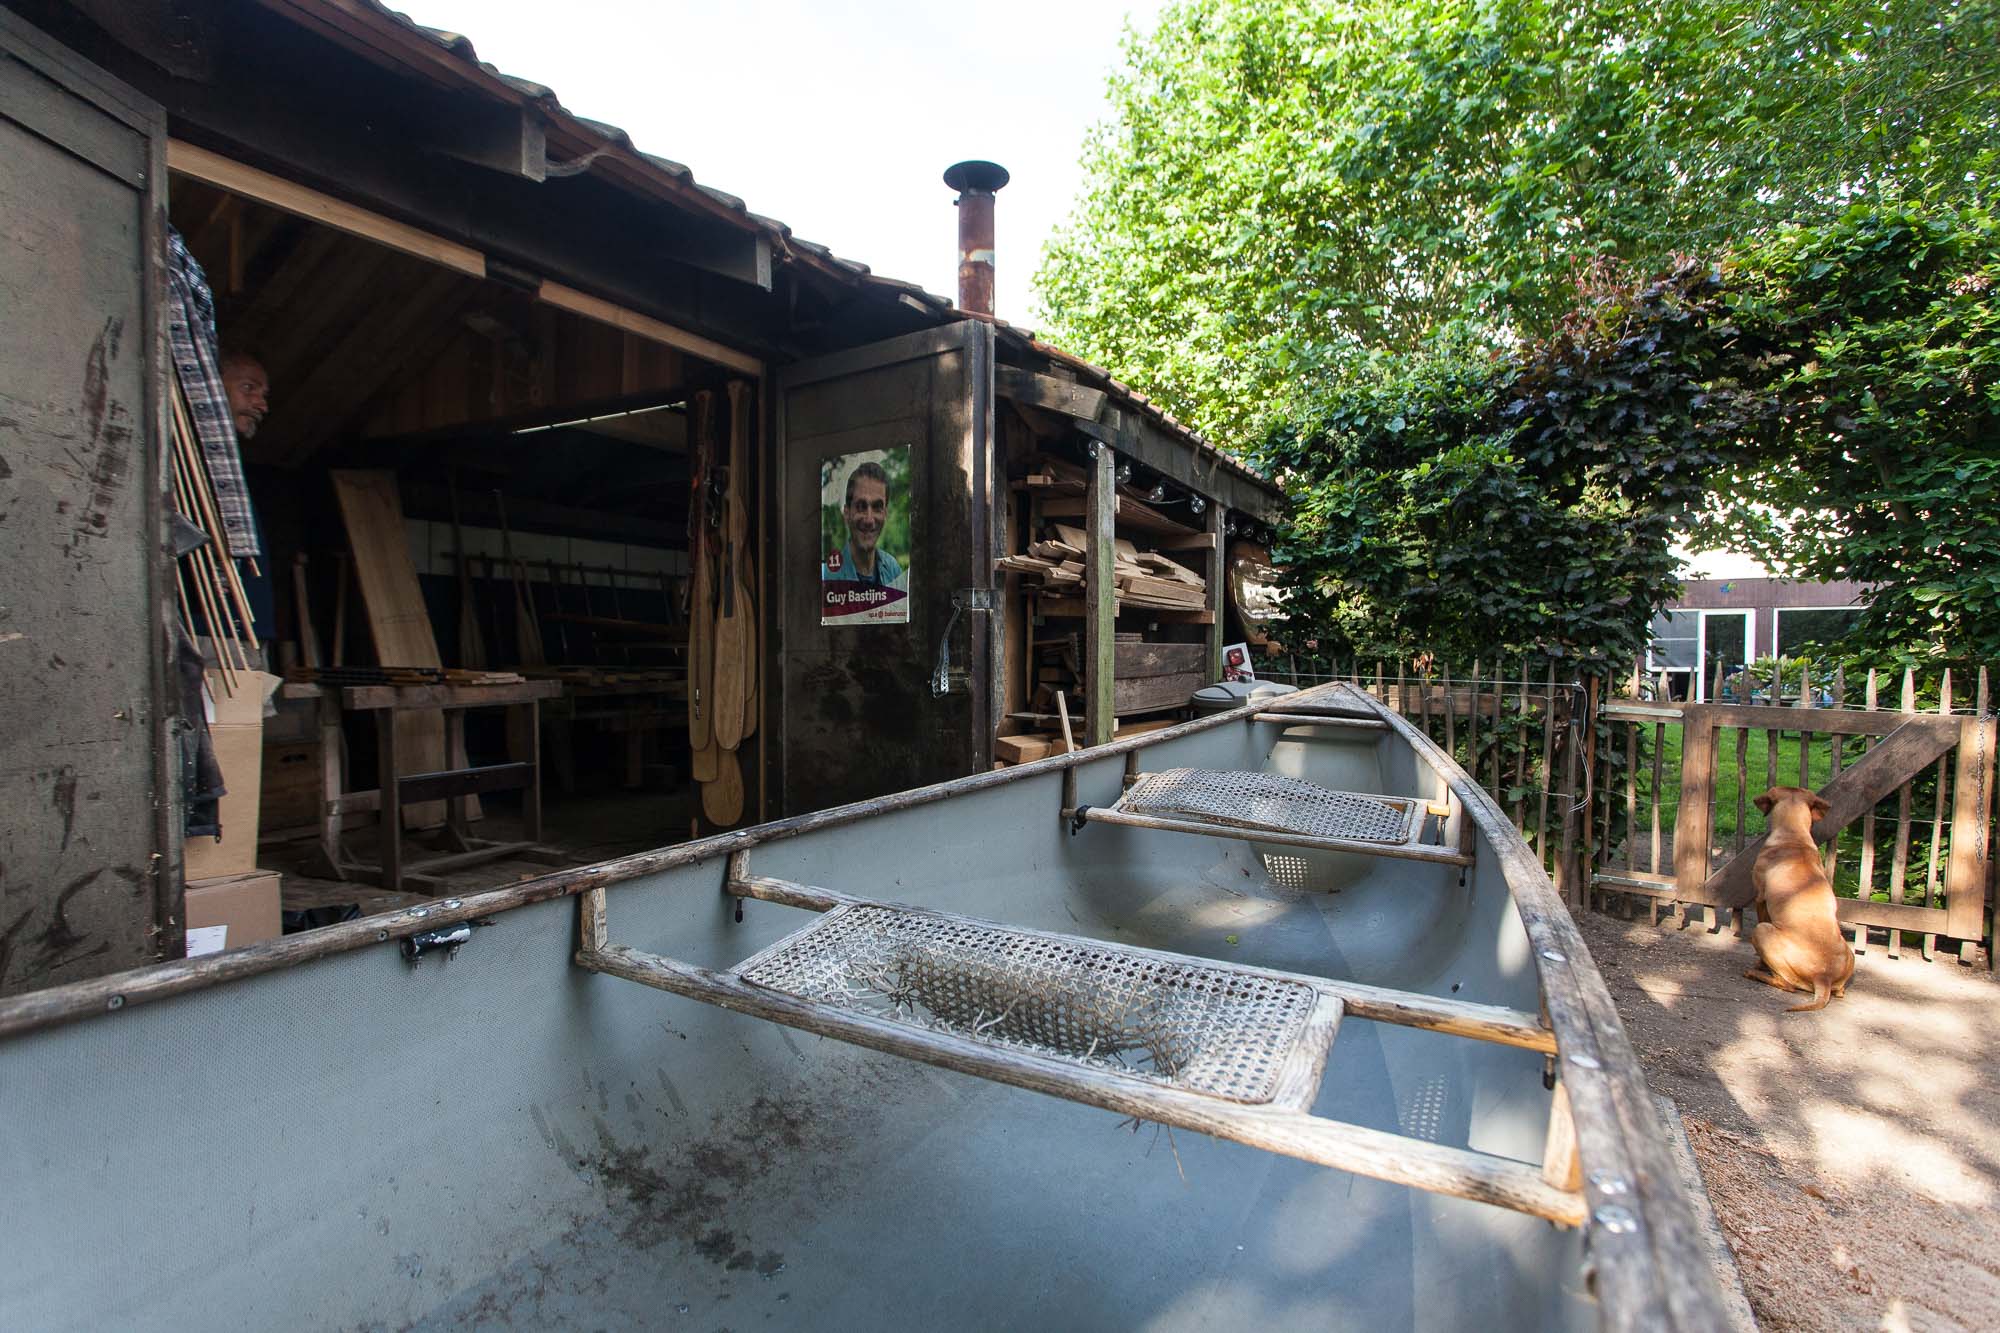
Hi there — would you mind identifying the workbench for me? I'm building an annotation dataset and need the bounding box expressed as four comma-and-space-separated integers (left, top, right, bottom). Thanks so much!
282, 678, 564, 893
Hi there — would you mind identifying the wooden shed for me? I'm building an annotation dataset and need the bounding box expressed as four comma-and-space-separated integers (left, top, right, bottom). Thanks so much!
0, 0, 1284, 995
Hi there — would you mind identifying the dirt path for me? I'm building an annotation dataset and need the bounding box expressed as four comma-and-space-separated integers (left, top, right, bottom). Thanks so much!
1579, 913, 2000, 1331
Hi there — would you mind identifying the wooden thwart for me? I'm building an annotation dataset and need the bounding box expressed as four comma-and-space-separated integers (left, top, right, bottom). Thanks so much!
575, 881, 1580, 1226
1073, 766, 1472, 868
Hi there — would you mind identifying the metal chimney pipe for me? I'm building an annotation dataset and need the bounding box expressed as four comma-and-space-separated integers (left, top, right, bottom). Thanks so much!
944, 160, 1009, 316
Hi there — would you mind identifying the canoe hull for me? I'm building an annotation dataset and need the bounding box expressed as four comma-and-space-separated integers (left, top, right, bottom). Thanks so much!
1, 691, 1701, 1330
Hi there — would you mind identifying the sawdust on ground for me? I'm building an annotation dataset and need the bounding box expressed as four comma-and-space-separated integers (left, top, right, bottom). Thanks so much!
1579, 912, 2000, 1332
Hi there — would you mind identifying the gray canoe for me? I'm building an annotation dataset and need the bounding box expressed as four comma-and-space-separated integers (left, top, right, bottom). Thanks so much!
0, 682, 1725, 1330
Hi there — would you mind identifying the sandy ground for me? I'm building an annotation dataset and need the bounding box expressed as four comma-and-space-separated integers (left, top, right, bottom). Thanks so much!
1579, 912, 2000, 1332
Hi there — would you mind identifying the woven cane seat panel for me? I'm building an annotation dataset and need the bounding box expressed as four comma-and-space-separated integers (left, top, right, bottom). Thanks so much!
739, 905, 1321, 1104
1122, 769, 1412, 844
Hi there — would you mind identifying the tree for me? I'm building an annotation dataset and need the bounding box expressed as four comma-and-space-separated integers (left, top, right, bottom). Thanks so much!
1275, 203, 2000, 666
1705, 202, 2000, 660
1269, 259, 1757, 668
1037, 0, 2000, 452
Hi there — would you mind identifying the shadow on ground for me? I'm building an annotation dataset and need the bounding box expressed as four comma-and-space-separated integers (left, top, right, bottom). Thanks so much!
1579, 911, 2000, 1332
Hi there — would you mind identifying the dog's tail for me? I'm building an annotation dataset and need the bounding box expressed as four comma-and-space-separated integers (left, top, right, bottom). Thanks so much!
1787, 980, 1834, 1013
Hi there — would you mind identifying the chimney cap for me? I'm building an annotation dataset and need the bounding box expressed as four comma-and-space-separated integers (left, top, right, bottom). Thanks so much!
944, 160, 1010, 194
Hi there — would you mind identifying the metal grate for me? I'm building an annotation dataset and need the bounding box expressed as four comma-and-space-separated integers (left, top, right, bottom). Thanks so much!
1260, 852, 1315, 891
1122, 769, 1413, 844
739, 905, 1323, 1104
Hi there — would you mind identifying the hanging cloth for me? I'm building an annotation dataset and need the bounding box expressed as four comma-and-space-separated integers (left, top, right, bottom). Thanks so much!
165, 227, 261, 559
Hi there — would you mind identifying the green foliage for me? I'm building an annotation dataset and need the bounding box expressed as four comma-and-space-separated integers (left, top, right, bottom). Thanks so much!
1272, 204, 2000, 667
1038, 0, 2000, 449
1703, 202, 2000, 660
1267, 260, 1756, 668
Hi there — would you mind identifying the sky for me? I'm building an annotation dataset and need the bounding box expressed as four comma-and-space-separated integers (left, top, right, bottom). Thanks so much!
391, 0, 1169, 329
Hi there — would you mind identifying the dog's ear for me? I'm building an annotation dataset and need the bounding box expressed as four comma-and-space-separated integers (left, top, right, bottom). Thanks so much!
1808, 793, 1831, 822
1753, 791, 1775, 816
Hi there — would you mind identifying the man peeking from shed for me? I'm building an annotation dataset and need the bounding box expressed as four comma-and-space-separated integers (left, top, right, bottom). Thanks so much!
219, 350, 270, 440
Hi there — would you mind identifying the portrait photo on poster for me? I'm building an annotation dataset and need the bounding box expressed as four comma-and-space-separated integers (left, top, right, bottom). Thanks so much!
820, 444, 913, 625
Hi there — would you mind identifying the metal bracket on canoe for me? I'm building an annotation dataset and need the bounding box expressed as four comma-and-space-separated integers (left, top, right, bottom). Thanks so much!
571, 869, 1580, 1228
401, 918, 490, 963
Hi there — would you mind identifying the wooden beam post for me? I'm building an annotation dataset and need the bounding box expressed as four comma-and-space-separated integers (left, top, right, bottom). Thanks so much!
1084, 442, 1116, 746
1945, 709, 1995, 943
1206, 500, 1226, 683
1673, 705, 1718, 902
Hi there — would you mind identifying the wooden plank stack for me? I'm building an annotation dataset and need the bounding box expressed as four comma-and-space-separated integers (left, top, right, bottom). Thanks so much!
997, 523, 1206, 613
332, 468, 455, 827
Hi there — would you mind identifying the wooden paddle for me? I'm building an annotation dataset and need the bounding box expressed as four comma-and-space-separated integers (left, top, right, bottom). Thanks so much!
691, 730, 720, 784
725, 379, 758, 744
712, 382, 750, 750
687, 392, 716, 755
701, 747, 744, 826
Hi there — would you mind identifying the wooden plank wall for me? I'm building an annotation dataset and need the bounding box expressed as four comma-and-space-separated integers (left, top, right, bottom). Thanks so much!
362, 302, 684, 440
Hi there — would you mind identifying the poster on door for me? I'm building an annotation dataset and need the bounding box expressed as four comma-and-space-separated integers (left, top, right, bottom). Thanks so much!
819, 446, 912, 625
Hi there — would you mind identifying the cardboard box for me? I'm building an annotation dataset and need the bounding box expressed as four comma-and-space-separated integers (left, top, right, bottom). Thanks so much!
183, 671, 278, 880
259, 740, 323, 830
183, 869, 282, 955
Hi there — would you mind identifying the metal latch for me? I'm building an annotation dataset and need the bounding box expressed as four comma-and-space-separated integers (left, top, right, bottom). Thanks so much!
930, 588, 994, 696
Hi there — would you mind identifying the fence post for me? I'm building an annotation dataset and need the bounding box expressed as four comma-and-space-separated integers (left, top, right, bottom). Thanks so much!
1571, 674, 1599, 910
1945, 666, 1994, 955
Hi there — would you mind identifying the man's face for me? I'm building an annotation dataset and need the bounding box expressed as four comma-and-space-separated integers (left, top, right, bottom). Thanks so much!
844, 475, 887, 554
222, 357, 270, 440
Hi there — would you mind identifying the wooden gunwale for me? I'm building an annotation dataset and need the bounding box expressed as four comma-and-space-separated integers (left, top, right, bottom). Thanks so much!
1364, 691, 1729, 1331
0, 684, 1331, 1039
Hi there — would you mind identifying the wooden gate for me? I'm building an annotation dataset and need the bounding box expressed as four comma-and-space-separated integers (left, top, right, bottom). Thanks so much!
1592, 670, 1996, 960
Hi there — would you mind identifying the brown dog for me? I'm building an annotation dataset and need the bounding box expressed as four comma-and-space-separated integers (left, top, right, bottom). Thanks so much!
1745, 786, 1855, 1011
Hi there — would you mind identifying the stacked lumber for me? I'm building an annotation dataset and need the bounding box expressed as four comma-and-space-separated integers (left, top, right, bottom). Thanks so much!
996, 522, 1206, 612
285, 666, 526, 687
995, 716, 1182, 767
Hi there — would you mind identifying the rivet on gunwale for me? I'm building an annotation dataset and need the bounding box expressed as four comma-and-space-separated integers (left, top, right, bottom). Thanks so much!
1588, 1170, 1631, 1195
106, 995, 125, 1011
1540, 949, 1566, 963
1593, 1206, 1637, 1234
1568, 1052, 1601, 1070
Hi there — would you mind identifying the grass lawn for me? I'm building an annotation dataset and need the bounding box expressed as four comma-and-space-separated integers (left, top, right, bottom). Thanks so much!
1620, 725, 1950, 903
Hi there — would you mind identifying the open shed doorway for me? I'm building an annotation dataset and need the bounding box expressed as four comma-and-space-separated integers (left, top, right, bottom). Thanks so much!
168, 165, 762, 925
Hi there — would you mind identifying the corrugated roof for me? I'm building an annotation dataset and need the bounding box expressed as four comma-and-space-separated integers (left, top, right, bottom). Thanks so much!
263, 0, 1276, 498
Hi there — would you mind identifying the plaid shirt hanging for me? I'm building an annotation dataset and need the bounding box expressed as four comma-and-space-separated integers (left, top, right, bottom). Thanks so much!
166, 227, 261, 560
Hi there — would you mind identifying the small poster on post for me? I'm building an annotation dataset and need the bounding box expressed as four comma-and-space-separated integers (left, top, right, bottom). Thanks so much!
1222, 642, 1256, 682
820, 446, 912, 625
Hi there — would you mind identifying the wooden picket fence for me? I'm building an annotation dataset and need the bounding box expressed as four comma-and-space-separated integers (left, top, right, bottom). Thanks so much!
1266, 656, 1998, 966
1589, 660, 1996, 965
